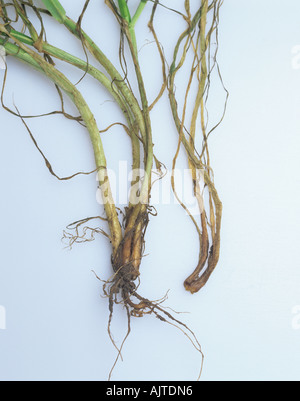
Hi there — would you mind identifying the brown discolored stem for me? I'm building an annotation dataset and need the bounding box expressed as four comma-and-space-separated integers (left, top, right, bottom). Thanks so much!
167, 0, 224, 293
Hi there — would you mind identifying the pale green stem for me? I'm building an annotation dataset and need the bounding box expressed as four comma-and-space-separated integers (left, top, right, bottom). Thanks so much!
0, 33, 123, 253
131, 1, 148, 28
6, 28, 141, 202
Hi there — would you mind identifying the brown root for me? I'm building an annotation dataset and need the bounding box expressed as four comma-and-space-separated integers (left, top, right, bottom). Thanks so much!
184, 171, 223, 294
111, 206, 149, 280
101, 273, 204, 381
90, 205, 205, 380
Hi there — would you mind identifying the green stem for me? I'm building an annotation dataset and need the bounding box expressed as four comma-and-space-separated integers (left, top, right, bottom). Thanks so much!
121, 0, 149, 57
0, 32, 123, 254
41, 0, 67, 23
123, 23, 153, 215
62, 17, 147, 147
41, 0, 146, 145
131, 0, 148, 28
40, 0, 147, 177
117, 0, 131, 23
5, 28, 142, 195
11, 0, 39, 42
7, 30, 131, 119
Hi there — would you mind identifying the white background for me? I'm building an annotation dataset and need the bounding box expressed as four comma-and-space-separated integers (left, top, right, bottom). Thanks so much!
0, 0, 300, 381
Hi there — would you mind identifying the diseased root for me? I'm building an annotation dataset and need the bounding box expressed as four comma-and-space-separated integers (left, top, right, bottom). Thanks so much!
97, 269, 205, 381
91, 205, 204, 381
62, 216, 110, 249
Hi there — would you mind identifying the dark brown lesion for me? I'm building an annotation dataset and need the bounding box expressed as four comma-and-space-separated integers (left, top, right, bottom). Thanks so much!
184, 173, 223, 293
